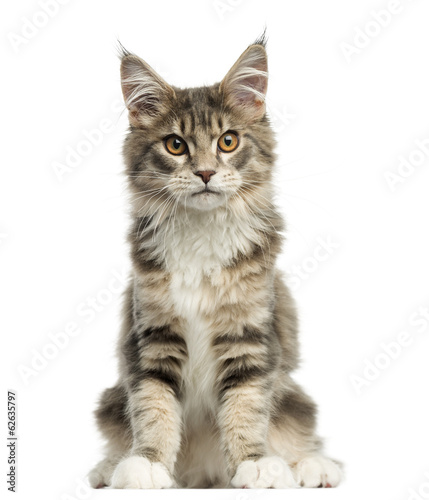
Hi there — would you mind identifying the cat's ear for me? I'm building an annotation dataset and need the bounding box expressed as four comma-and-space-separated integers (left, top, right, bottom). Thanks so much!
120, 50, 175, 126
220, 43, 268, 122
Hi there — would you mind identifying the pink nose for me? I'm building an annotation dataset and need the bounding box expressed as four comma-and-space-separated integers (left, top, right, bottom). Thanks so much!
194, 170, 216, 184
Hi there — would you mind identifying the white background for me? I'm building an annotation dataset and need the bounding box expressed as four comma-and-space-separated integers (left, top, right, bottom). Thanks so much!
2, 1, 429, 499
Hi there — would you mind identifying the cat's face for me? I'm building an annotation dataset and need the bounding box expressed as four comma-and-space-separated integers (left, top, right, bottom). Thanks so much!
121, 43, 275, 213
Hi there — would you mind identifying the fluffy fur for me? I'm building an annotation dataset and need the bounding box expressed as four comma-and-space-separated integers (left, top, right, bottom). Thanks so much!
88, 37, 342, 489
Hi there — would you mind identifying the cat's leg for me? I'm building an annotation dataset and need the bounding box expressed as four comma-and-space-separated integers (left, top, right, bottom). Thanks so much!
88, 385, 132, 488
214, 327, 297, 489
267, 382, 343, 488
110, 326, 187, 489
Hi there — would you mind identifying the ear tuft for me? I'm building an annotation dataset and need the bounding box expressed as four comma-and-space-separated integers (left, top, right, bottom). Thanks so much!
253, 28, 268, 49
220, 44, 268, 122
119, 49, 175, 126
116, 40, 132, 60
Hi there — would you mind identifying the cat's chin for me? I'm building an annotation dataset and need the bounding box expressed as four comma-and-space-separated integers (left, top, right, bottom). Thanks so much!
183, 191, 227, 211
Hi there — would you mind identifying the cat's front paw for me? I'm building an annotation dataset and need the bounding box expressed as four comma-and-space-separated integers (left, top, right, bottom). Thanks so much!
231, 456, 298, 489
295, 455, 342, 488
111, 456, 173, 489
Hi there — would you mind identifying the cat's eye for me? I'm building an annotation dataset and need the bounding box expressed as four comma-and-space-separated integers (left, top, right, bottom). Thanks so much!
218, 132, 239, 153
164, 135, 188, 156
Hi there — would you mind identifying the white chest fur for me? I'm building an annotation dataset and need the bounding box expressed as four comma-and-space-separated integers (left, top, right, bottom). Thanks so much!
158, 209, 257, 422
163, 209, 257, 316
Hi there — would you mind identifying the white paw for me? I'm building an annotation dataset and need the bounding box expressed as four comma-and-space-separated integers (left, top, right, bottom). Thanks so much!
88, 457, 118, 488
88, 469, 104, 489
231, 456, 298, 489
111, 456, 173, 489
295, 455, 342, 488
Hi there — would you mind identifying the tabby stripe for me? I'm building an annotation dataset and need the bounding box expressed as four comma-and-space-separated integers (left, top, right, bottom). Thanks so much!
132, 255, 163, 274
141, 328, 187, 352
230, 146, 252, 170
131, 410, 163, 430
123, 326, 187, 397
243, 133, 275, 162
133, 446, 160, 462
129, 142, 155, 172
129, 367, 181, 397
179, 118, 186, 134
213, 327, 268, 346
224, 445, 265, 464
148, 149, 176, 173
218, 359, 270, 395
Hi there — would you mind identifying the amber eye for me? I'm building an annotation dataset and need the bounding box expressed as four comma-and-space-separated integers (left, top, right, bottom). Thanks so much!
218, 131, 239, 153
164, 135, 188, 155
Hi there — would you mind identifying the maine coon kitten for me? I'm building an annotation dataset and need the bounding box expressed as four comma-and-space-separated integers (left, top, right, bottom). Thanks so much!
88, 37, 342, 489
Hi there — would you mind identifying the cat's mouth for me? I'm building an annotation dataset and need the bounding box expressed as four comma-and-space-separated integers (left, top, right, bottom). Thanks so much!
192, 188, 220, 196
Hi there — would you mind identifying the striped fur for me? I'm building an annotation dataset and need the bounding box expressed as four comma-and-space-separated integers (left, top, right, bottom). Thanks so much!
89, 38, 342, 489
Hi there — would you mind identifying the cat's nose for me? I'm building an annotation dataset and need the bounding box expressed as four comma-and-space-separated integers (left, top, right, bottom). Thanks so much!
194, 170, 216, 184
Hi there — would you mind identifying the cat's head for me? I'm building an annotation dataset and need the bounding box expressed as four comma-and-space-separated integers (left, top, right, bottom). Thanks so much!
120, 39, 276, 214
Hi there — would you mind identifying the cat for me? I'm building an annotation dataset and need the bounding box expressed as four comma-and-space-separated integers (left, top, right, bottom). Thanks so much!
88, 35, 342, 489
